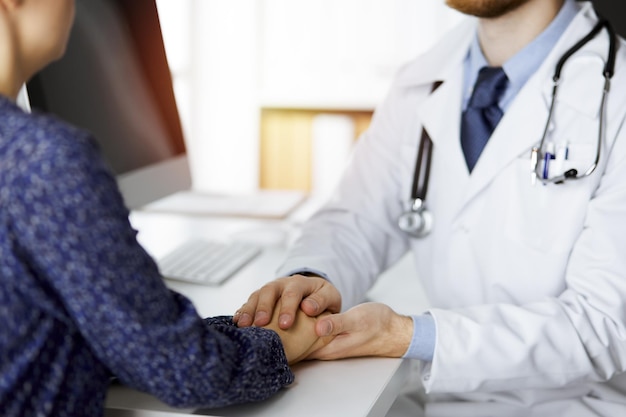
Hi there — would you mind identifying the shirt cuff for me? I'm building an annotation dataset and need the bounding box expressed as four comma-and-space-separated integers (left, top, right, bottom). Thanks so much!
283, 268, 329, 281
403, 314, 436, 362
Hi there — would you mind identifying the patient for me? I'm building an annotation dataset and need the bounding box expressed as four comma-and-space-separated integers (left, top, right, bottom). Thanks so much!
0, 1, 328, 416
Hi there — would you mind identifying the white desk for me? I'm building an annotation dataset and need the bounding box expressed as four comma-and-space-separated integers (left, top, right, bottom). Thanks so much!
104, 210, 411, 417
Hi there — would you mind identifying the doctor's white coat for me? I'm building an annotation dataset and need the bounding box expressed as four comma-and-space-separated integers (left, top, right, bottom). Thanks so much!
277, 2, 626, 411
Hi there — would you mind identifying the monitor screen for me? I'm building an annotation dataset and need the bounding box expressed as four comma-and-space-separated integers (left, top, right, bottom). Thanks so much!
27, 0, 191, 209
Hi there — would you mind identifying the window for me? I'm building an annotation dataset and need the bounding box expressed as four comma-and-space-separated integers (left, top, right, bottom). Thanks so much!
157, 1, 462, 193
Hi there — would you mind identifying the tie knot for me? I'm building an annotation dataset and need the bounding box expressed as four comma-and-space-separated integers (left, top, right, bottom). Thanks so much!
468, 66, 508, 109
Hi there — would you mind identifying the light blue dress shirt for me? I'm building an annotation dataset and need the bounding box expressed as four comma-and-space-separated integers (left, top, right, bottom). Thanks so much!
463, 0, 581, 112
404, 0, 580, 362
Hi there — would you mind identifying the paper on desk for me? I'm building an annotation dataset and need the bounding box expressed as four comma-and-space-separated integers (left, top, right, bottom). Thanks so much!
140, 189, 307, 219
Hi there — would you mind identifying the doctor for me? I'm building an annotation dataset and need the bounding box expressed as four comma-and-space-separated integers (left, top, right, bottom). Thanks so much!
237, 0, 626, 414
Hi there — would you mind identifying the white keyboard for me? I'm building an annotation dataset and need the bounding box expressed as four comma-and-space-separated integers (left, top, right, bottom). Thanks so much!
157, 239, 262, 285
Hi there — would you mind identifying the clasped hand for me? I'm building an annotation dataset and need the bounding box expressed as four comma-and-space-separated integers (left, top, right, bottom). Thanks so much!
261, 306, 334, 365
235, 275, 413, 363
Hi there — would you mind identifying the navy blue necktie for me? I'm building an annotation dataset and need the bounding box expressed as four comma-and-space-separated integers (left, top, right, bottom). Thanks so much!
461, 66, 508, 172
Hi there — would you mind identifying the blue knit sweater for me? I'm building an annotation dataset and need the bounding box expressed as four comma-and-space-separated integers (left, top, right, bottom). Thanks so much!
0, 95, 293, 416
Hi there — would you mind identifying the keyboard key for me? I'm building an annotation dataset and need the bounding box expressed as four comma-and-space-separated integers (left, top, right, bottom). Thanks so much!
157, 239, 261, 285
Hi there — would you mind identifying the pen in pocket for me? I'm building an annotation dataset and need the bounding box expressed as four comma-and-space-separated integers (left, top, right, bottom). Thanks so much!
552, 141, 569, 176
543, 142, 555, 179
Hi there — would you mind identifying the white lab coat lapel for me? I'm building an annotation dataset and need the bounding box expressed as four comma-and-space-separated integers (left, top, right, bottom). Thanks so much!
397, 3, 601, 222
418, 71, 470, 206
445, 2, 601, 218
461, 76, 551, 209
399, 18, 476, 219
414, 62, 551, 222
418, 70, 465, 161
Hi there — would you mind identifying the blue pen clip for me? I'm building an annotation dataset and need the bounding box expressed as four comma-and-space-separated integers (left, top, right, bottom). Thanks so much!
543, 142, 556, 180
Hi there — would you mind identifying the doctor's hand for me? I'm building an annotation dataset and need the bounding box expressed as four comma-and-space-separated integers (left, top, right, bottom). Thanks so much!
262, 304, 334, 365
304, 302, 413, 360
234, 274, 342, 333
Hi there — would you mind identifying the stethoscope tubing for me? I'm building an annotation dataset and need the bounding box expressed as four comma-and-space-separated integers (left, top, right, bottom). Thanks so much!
397, 83, 442, 238
401, 12, 617, 237
532, 17, 616, 184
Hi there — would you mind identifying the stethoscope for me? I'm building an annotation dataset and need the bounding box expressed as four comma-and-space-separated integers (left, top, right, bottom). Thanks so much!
398, 17, 617, 238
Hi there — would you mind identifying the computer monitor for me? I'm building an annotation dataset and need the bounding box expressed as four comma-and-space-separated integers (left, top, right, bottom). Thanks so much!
27, 0, 191, 209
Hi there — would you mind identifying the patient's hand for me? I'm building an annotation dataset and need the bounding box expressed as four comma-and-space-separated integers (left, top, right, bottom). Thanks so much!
263, 305, 333, 365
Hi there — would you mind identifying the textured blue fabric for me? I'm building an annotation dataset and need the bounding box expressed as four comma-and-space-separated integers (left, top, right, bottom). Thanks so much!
460, 67, 508, 172
0, 95, 294, 417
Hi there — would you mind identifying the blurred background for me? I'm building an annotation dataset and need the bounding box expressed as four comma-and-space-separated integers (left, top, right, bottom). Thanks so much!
154, 0, 464, 197
153, 0, 624, 199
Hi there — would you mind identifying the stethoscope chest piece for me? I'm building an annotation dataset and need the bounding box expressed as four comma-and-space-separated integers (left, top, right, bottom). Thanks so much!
398, 14, 616, 236
398, 198, 433, 238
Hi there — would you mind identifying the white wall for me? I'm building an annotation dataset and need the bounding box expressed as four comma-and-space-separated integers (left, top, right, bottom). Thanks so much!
258, 0, 463, 109
156, 0, 463, 194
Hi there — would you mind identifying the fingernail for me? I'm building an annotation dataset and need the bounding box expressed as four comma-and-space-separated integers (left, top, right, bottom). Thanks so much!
279, 314, 291, 327
255, 311, 269, 324
302, 298, 319, 313
239, 313, 252, 326
319, 320, 332, 336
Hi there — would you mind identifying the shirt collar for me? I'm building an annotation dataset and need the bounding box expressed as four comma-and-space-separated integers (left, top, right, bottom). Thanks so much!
464, 0, 580, 109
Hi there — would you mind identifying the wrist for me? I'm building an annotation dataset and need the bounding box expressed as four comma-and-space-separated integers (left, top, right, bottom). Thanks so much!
393, 314, 413, 358
386, 311, 414, 358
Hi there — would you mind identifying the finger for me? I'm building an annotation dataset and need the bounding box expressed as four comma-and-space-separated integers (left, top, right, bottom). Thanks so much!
291, 334, 335, 365
277, 276, 338, 328
305, 334, 354, 360
315, 313, 347, 337
275, 284, 305, 329
252, 283, 281, 326
305, 342, 336, 360
302, 333, 335, 358
233, 309, 242, 324
300, 279, 342, 316
233, 290, 260, 327
286, 317, 335, 364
